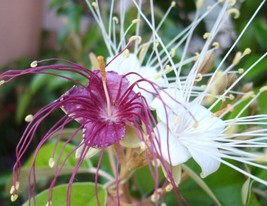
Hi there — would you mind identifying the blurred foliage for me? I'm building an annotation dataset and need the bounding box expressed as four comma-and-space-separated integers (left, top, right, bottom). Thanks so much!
1, 0, 267, 205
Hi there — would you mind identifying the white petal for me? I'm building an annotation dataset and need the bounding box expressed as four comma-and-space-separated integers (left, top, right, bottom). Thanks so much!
151, 89, 186, 123
187, 146, 221, 178
133, 81, 154, 104
155, 122, 191, 166
190, 103, 225, 133
106, 54, 140, 74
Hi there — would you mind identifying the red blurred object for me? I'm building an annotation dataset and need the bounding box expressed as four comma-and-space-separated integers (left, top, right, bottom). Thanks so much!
0, 0, 42, 66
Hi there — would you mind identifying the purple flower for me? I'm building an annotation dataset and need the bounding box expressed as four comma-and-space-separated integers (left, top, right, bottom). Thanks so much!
61, 70, 143, 148
1, 58, 172, 205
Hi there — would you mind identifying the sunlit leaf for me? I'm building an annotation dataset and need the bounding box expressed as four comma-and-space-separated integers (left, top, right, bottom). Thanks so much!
22, 183, 107, 206
182, 164, 222, 206
16, 90, 31, 123
7, 141, 92, 193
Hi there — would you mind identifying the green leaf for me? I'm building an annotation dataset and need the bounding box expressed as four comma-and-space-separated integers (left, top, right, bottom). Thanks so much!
243, 55, 267, 84
182, 164, 222, 206
22, 183, 107, 206
257, 88, 267, 114
7, 141, 92, 193
134, 166, 164, 197
178, 160, 260, 206
30, 74, 52, 94
24, 141, 91, 169
16, 89, 31, 123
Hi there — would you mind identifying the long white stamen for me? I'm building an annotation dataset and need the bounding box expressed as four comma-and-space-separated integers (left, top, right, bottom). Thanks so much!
203, 0, 267, 105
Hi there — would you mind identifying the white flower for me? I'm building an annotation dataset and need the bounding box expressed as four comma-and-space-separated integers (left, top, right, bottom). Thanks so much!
86, 0, 169, 104
85, 0, 267, 188
149, 0, 267, 185
151, 89, 225, 178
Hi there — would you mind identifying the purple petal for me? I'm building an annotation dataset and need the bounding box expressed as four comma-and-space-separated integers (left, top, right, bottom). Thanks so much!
83, 121, 126, 148
61, 86, 92, 124
91, 71, 130, 102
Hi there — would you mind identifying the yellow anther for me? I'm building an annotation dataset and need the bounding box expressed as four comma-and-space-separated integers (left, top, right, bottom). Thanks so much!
25, 114, 33, 122
194, 52, 200, 61
260, 86, 267, 93
228, 0, 236, 6
227, 8, 240, 19
171, 1, 176, 7
196, 0, 204, 9
203, 32, 211, 39
232, 51, 242, 65
156, 188, 163, 194
165, 184, 173, 192
195, 73, 203, 82
132, 18, 141, 24
164, 65, 171, 73
151, 193, 160, 203
92, 1, 98, 9
10, 186, 15, 194
30, 61, 38, 68
229, 94, 235, 100
170, 48, 176, 57
153, 40, 160, 50
0, 80, 5, 86
207, 5, 213, 11
11, 194, 18, 202
152, 158, 161, 167
123, 49, 130, 58
243, 48, 252, 56
238, 68, 244, 74
10, 181, 20, 194
212, 42, 220, 49
49, 157, 55, 168
153, 73, 163, 80
113, 17, 119, 24
129, 35, 142, 44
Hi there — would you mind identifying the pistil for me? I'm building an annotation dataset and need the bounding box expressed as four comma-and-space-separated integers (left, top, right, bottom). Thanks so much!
98, 56, 112, 117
